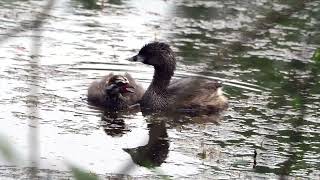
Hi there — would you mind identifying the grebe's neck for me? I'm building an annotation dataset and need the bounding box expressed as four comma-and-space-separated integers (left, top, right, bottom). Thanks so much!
149, 66, 174, 93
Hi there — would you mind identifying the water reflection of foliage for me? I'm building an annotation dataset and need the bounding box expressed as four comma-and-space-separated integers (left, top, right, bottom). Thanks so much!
171, 0, 319, 177
233, 50, 320, 176
73, 0, 99, 9
172, 0, 318, 66
226, 32, 319, 179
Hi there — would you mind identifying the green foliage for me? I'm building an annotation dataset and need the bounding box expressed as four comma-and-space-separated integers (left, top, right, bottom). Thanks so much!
70, 165, 99, 180
0, 136, 20, 164
312, 48, 320, 63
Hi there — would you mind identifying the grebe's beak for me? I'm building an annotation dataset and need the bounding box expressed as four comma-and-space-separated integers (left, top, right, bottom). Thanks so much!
127, 55, 145, 62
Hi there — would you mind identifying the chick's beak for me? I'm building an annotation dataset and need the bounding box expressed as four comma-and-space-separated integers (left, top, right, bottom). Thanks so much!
122, 83, 135, 93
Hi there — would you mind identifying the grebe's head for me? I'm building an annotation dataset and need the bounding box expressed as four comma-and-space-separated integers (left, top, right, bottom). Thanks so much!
128, 42, 176, 73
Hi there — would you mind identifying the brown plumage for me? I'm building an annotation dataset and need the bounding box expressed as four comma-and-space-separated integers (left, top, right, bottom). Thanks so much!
87, 73, 144, 111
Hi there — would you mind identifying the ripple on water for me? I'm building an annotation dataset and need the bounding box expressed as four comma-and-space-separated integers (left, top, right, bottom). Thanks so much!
1, 0, 320, 179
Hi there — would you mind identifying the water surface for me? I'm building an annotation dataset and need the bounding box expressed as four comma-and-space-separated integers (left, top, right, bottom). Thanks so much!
0, 0, 319, 179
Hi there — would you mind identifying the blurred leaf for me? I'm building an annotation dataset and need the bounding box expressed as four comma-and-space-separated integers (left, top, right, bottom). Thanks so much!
312, 48, 320, 63
0, 135, 19, 163
70, 165, 99, 180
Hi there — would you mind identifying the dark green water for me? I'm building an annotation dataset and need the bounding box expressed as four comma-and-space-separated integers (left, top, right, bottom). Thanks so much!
0, 0, 319, 179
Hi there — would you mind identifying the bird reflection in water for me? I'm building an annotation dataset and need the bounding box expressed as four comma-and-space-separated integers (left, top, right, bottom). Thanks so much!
123, 119, 169, 167
121, 111, 223, 168
101, 111, 131, 137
